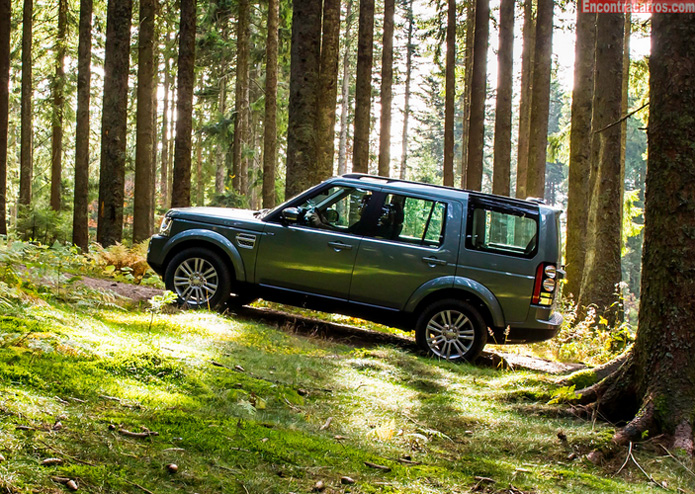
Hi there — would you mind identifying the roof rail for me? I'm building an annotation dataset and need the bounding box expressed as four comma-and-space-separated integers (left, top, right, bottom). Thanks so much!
340, 173, 469, 195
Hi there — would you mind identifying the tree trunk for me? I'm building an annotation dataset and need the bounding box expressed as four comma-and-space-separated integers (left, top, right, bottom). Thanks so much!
0, 0, 9, 235
72, 0, 92, 250
337, 0, 354, 176
378, 0, 395, 177
133, 0, 156, 242
160, 31, 171, 209
576, 13, 695, 453
96, 0, 132, 247
515, 0, 535, 199
491, 0, 513, 196
285, 0, 321, 197
565, 12, 595, 301
399, 0, 413, 181
215, 75, 227, 195
465, 0, 488, 191
171, 0, 196, 208
525, 0, 553, 200
19, 0, 33, 207
262, 0, 279, 208
50, 0, 68, 211
352, 0, 374, 174
316, 0, 342, 180
443, 0, 456, 187
577, 12, 623, 323
232, 0, 250, 196
620, 13, 630, 180
460, 0, 475, 188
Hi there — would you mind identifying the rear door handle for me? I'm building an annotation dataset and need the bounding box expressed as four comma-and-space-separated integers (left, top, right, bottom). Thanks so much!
422, 256, 447, 266
328, 241, 353, 252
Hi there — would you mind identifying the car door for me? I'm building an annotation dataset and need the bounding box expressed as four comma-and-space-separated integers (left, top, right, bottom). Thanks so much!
255, 185, 379, 300
349, 192, 462, 310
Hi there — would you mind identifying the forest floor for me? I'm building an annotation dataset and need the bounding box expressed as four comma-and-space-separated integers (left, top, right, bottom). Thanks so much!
1, 257, 693, 493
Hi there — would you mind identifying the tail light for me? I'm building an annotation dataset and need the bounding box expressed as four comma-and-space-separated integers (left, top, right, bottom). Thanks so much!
532, 262, 557, 306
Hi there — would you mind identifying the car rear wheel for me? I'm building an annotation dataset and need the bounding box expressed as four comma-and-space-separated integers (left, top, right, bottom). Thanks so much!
415, 299, 487, 362
165, 248, 231, 310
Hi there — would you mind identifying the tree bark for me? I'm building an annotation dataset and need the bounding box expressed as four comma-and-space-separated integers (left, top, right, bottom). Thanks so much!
565, 12, 595, 301
460, 0, 475, 188
337, 0, 354, 176
96, 0, 132, 246
620, 13, 631, 182
466, 0, 488, 191
525, 0, 553, 200
232, 0, 250, 196
316, 0, 342, 180
443, 0, 456, 187
352, 0, 375, 174
378, 0, 395, 177
577, 12, 624, 323
285, 0, 321, 197
50, 0, 68, 211
576, 14, 695, 453
160, 31, 171, 209
515, 0, 535, 198
72, 0, 93, 250
400, 0, 413, 181
0, 0, 9, 235
262, 0, 279, 208
171, 0, 196, 208
19, 0, 33, 207
133, 0, 156, 242
491, 0, 513, 196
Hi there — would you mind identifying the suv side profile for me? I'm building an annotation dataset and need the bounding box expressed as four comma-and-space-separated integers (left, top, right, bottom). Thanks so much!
147, 174, 563, 362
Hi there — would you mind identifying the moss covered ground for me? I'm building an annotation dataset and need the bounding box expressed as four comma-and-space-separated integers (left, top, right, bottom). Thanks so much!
0, 243, 692, 493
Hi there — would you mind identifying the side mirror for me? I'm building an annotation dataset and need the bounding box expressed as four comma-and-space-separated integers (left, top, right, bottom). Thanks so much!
281, 207, 301, 225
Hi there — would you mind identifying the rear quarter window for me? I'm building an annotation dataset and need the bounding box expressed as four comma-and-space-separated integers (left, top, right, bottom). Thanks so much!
465, 197, 539, 258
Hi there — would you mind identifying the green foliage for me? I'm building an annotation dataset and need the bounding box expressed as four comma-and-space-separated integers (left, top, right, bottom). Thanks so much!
549, 385, 581, 405
15, 204, 73, 244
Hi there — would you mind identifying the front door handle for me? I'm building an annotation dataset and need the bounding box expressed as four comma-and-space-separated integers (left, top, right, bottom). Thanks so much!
422, 256, 447, 267
328, 241, 353, 252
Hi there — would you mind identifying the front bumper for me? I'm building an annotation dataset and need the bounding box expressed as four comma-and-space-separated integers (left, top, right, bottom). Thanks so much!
489, 306, 563, 344
146, 235, 169, 276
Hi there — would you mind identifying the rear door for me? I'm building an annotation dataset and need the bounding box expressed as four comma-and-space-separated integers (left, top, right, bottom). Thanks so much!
349, 192, 461, 309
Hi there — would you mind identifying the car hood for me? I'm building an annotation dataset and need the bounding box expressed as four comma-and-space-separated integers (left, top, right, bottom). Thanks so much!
168, 207, 264, 227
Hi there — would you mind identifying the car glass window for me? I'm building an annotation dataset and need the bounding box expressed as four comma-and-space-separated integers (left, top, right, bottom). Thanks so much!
370, 193, 446, 247
296, 186, 373, 233
467, 201, 538, 257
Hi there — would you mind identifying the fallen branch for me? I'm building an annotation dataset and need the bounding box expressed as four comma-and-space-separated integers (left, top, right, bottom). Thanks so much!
364, 461, 391, 472
118, 428, 159, 439
124, 479, 155, 494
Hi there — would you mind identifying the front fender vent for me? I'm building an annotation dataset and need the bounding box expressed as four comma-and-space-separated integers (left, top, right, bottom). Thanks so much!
236, 233, 257, 249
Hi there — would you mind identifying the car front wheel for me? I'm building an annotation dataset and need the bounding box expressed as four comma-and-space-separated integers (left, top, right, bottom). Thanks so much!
165, 248, 231, 310
415, 299, 487, 362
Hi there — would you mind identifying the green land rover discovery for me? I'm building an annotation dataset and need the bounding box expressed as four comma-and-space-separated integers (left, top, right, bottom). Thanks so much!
147, 174, 564, 362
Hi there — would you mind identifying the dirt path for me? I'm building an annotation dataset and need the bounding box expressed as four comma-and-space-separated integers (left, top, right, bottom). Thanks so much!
83, 276, 584, 375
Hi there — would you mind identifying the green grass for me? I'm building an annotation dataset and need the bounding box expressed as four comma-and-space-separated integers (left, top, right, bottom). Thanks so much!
0, 246, 693, 493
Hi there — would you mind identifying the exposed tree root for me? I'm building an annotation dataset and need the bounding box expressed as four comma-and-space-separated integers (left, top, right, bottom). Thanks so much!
561, 351, 629, 388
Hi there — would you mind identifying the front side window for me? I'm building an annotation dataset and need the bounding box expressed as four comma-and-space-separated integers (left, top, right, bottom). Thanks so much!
370, 193, 446, 247
296, 186, 374, 234
466, 198, 539, 257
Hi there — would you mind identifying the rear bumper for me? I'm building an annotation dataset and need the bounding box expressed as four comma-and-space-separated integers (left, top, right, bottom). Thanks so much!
489, 307, 563, 344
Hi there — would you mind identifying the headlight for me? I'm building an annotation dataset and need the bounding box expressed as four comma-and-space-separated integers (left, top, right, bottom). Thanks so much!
159, 216, 173, 236
542, 278, 556, 292
544, 265, 557, 279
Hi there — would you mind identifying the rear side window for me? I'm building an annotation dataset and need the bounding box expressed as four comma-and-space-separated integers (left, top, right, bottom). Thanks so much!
466, 197, 539, 258
371, 193, 447, 247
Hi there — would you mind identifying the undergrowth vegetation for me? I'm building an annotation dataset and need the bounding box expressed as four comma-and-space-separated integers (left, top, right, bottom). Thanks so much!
0, 241, 688, 494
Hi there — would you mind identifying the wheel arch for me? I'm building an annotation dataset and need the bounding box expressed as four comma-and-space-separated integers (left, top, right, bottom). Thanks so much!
161, 230, 245, 282
405, 277, 505, 330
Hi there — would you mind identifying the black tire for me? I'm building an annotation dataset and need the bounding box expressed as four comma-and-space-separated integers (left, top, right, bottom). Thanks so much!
164, 248, 231, 310
415, 299, 487, 362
